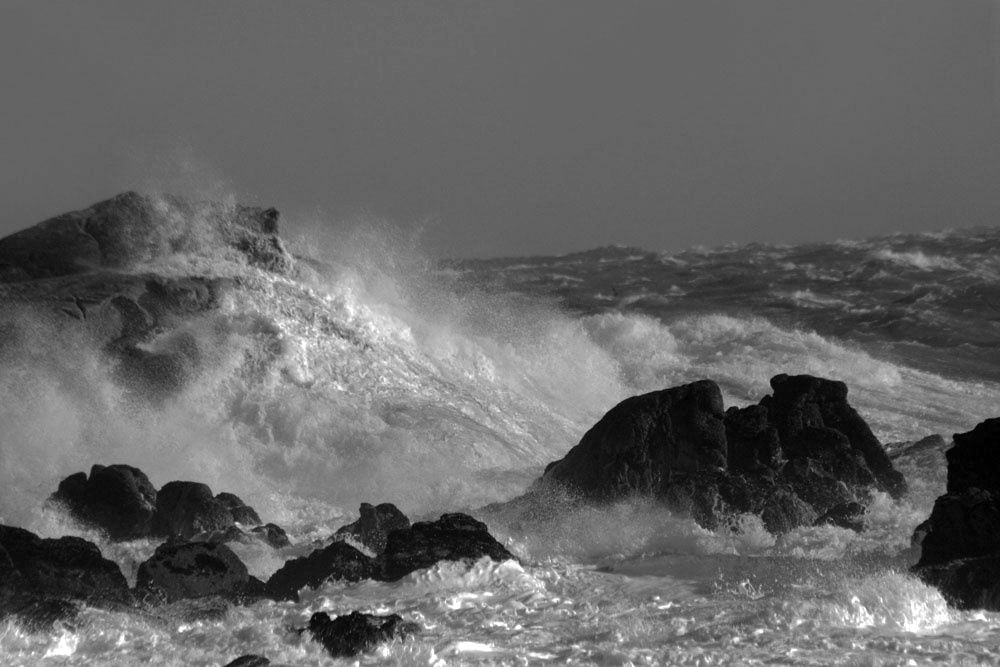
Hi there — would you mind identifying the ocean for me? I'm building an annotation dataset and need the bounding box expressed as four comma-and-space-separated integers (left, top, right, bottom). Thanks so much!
2, 218, 999, 665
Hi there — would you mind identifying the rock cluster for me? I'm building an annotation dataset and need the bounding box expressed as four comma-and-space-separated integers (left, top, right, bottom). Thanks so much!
540, 374, 905, 533
47, 465, 284, 546
307, 610, 418, 658
913, 418, 1000, 609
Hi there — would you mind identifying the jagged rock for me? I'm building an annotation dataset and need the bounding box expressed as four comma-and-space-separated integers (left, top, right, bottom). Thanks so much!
135, 541, 262, 603
814, 501, 867, 532
765, 374, 906, 498
535, 374, 904, 535
543, 380, 728, 498
916, 556, 1000, 610
916, 488, 1000, 567
334, 503, 410, 554
0, 191, 290, 283
265, 542, 376, 602
380, 513, 515, 582
152, 481, 235, 540
216, 492, 262, 526
47, 464, 157, 540
0, 524, 131, 605
223, 656, 270, 667
308, 610, 417, 658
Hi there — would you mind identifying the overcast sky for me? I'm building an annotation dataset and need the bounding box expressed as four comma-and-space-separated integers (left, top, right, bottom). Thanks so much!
2, 1, 999, 257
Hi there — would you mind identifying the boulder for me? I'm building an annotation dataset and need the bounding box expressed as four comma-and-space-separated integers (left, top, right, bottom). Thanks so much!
47, 464, 157, 540
946, 418, 1000, 495
543, 380, 728, 498
916, 556, 1000, 610
535, 374, 905, 535
135, 541, 262, 603
334, 502, 410, 554
265, 542, 376, 602
216, 492, 262, 526
252, 523, 290, 549
223, 656, 270, 667
307, 610, 417, 658
0, 524, 131, 605
152, 481, 236, 540
379, 513, 515, 582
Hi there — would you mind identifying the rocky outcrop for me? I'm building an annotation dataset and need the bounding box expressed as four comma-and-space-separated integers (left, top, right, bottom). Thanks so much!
913, 419, 1000, 609
265, 511, 514, 600
135, 541, 264, 603
379, 513, 515, 582
265, 542, 377, 602
537, 374, 905, 534
0, 191, 290, 283
0, 524, 132, 608
308, 610, 417, 658
48, 465, 281, 546
47, 464, 157, 540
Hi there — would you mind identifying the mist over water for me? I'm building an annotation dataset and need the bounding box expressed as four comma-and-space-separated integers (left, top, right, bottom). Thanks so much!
2, 202, 1000, 663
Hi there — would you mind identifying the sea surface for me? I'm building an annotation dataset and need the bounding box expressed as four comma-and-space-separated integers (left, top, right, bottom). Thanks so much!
2, 221, 1000, 665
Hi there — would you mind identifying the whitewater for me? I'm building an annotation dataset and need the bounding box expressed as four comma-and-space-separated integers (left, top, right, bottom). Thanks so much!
2, 207, 1000, 664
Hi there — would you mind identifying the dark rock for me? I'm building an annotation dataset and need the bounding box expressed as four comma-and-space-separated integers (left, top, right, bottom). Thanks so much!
543, 380, 728, 498
725, 404, 780, 472
152, 481, 234, 540
766, 374, 906, 498
379, 513, 515, 582
916, 556, 1000, 610
0, 524, 132, 605
223, 655, 270, 667
265, 542, 376, 602
216, 492, 263, 526
135, 541, 261, 603
779, 456, 857, 512
308, 610, 417, 658
335, 503, 410, 554
0, 191, 291, 283
916, 488, 1000, 568
814, 501, 867, 532
47, 464, 157, 540
761, 488, 818, 534
2, 596, 80, 633
252, 523, 290, 549
946, 418, 1000, 495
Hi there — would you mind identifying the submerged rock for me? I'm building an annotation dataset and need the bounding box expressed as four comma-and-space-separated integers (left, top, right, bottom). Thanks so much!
0, 524, 132, 606
379, 513, 515, 582
536, 374, 905, 534
334, 502, 410, 554
265, 542, 376, 602
913, 418, 1000, 610
308, 610, 417, 658
223, 656, 270, 667
47, 464, 157, 540
814, 501, 867, 532
135, 541, 263, 603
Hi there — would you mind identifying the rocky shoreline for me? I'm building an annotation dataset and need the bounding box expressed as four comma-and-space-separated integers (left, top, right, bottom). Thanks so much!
3, 194, 1000, 660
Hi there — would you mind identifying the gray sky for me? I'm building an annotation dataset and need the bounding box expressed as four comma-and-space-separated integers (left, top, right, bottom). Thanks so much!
2, 1, 999, 257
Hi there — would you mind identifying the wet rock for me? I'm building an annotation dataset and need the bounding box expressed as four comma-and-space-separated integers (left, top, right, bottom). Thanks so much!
265, 542, 376, 602
916, 556, 1000, 610
379, 513, 515, 582
152, 481, 235, 540
334, 502, 410, 554
543, 380, 728, 498
216, 492, 262, 526
814, 501, 867, 532
223, 655, 270, 667
2, 596, 80, 633
0, 524, 132, 605
534, 374, 904, 535
135, 541, 262, 603
47, 464, 157, 540
0, 191, 291, 283
916, 488, 1000, 567
190, 523, 289, 550
308, 610, 417, 658
252, 523, 290, 549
